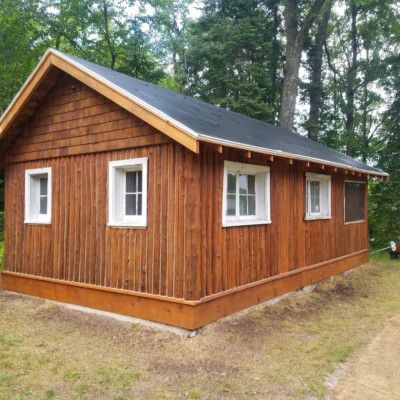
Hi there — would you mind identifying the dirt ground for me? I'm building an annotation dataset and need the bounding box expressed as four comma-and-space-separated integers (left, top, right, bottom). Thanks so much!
1, 254, 400, 399
332, 315, 400, 400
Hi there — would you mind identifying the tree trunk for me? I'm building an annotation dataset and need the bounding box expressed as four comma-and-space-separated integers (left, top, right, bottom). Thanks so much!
268, 0, 280, 114
361, 48, 371, 163
307, 0, 333, 141
279, 0, 327, 131
101, 0, 116, 69
280, 43, 303, 130
345, 2, 358, 157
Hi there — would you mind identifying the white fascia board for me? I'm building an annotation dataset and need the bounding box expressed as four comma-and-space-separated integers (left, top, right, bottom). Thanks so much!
198, 133, 389, 177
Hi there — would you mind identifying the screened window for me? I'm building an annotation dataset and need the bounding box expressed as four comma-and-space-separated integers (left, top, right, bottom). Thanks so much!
305, 173, 331, 220
344, 181, 366, 223
223, 161, 270, 227
109, 158, 148, 227
25, 167, 52, 224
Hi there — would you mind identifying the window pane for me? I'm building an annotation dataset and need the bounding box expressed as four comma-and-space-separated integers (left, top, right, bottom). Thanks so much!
39, 177, 48, 196
137, 170, 142, 192
125, 194, 136, 215
126, 171, 136, 193
311, 196, 320, 213
310, 181, 320, 213
227, 172, 236, 193
248, 175, 256, 195
239, 195, 248, 215
248, 196, 256, 215
39, 196, 47, 215
239, 174, 248, 194
226, 194, 236, 216
137, 194, 142, 216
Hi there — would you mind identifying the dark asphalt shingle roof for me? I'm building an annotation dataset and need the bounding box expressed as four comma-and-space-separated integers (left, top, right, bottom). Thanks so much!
57, 50, 385, 175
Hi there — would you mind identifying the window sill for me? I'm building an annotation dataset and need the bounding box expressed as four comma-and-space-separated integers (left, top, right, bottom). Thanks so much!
24, 219, 51, 225
344, 219, 365, 225
108, 221, 147, 229
222, 219, 271, 228
304, 215, 331, 221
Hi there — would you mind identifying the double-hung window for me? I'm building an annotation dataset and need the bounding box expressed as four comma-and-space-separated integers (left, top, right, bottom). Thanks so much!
25, 167, 52, 224
305, 173, 331, 220
108, 157, 148, 228
223, 161, 270, 227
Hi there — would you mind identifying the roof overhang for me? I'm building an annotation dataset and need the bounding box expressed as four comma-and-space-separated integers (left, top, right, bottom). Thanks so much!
0, 49, 388, 178
198, 134, 389, 178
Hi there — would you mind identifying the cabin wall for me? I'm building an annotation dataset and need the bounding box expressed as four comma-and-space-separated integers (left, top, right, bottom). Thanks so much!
4, 144, 204, 300
4, 144, 369, 302
196, 146, 368, 299
2, 74, 369, 307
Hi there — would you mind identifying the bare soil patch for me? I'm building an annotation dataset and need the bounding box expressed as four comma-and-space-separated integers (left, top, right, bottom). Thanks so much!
332, 315, 400, 400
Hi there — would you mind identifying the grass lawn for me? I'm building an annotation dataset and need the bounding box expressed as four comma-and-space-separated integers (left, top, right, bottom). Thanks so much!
0, 253, 399, 399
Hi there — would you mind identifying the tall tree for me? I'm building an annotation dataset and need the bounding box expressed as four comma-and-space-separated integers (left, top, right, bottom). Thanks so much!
148, 0, 193, 88
369, 90, 400, 246
184, 0, 283, 122
344, 0, 358, 156
279, 0, 328, 131
0, 0, 50, 113
306, 0, 333, 141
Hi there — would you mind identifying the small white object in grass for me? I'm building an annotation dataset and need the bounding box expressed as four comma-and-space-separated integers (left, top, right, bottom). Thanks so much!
301, 283, 318, 293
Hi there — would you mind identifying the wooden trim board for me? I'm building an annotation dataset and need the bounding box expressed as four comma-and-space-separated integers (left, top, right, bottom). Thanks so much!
0, 250, 368, 330
194, 250, 368, 326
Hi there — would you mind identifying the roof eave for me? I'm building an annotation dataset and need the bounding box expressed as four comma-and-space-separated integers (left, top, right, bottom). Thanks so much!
198, 133, 389, 178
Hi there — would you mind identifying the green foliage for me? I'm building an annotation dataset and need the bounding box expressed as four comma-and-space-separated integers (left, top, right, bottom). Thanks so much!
184, 0, 282, 123
369, 90, 400, 247
0, 0, 165, 112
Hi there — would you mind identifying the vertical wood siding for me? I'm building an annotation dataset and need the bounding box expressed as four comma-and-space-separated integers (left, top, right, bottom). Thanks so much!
3, 75, 369, 301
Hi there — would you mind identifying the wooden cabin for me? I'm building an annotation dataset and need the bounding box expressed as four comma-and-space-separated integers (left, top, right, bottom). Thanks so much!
0, 49, 388, 330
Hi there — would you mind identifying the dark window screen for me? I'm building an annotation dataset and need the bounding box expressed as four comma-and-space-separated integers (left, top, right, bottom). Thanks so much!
344, 182, 366, 222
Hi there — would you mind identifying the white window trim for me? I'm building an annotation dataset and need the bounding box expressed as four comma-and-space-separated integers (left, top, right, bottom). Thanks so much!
344, 180, 367, 225
108, 157, 148, 228
222, 161, 271, 227
305, 172, 331, 221
24, 167, 52, 225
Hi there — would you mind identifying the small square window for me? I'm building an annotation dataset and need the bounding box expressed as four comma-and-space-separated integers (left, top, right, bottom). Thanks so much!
25, 167, 52, 224
223, 161, 271, 227
108, 158, 148, 228
305, 173, 331, 220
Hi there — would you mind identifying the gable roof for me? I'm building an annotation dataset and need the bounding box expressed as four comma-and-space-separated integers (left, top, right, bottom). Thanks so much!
0, 49, 387, 177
